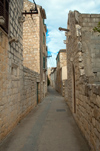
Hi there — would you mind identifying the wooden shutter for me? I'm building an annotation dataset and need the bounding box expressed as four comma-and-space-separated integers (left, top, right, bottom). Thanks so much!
43, 56, 45, 69
0, 0, 9, 33
5, 0, 9, 32
0, 0, 4, 17
43, 33, 45, 44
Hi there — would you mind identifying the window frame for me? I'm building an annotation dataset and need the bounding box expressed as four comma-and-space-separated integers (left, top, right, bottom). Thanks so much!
0, 0, 9, 33
43, 56, 45, 69
43, 33, 45, 45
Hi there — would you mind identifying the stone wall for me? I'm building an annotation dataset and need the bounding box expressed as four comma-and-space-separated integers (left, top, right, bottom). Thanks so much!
76, 82, 100, 151
0, 28, 8, 141
49, 68, 57, 89
23, 0, 47, 101
0, 0, 23, 142
0, 0, 45, 143
62, 80, 67, 97
56, 49, 67, 95
56, 68, 62, 94
60, 50, 67, 68
67, 10, 100, 151
23, 0, 40, 73
21, 67, 40, 119
64, 80, 68, 99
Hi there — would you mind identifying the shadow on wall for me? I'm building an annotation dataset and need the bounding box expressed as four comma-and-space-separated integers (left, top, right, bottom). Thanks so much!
47, 76, 50, 86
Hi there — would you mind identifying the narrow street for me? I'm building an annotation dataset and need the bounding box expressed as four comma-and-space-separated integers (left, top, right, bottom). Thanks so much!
0, 86, 90, 151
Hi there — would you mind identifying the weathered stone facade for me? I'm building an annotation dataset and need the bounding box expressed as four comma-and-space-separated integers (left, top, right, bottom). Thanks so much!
49, 67, 57, 89
0, 28, 8, 142
23, 0, 47, 100
56, 49, 67, 96
0, 0, 47, 143
0, 0, 24, 142
67, 11, 100, 151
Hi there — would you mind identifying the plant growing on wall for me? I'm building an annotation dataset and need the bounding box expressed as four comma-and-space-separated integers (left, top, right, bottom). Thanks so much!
93, 22, 100, 33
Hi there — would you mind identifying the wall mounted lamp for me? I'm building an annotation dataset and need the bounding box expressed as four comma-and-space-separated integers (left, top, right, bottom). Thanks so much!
46, 55, 52, 58
58, 27, 70, 32
9, 37, 19, 44
22, 0, 38, 16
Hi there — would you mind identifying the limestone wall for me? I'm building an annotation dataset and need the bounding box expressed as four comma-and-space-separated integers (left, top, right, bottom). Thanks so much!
67, 11, 100, 151
23, 0, 40, 73
56, 68, 62, 94
0, 28, 8, 141
62, 80, 68, 97
0, 0, 23, 142
56, 50, 67, 95
0, 0, 43, 143
39, 7, 47, 99
50, 69, 57, 89
76, 83, 100, 151
21, 67, 40, 119
64, 80, 68, 99
60, 51, 67, 68
23, 0, 47, 100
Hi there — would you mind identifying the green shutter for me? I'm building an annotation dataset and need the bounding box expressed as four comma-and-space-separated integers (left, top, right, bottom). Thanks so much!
43, 56, 45, 69
43, 19, 44, 24
43, 34, 45, 44
58, 55, 59, 61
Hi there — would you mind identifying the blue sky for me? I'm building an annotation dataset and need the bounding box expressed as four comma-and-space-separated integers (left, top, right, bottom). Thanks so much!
29, 0, 100, 67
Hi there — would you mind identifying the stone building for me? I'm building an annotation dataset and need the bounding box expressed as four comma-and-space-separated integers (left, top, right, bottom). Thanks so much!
23, 0, 47, 101
47, 67, 51, 81
66, 10, 100, 151
49, 67, 57, 89
0, 0, 47, 143
0, 0, 24, 142
56, 49, 67, 96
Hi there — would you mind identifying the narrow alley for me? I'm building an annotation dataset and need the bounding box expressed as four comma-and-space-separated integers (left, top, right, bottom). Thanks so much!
0, 87, 90, 151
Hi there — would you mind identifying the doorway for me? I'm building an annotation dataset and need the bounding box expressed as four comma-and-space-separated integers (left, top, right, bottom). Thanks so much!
72, 64, 76, 113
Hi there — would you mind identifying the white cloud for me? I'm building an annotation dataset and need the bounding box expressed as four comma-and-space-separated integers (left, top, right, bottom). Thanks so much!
29, 0, 100, 67
47, 30, 66, 54
47, 53, 57, 68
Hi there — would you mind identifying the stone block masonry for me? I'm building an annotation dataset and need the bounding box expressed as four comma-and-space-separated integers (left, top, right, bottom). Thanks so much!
20, 67, 40, 121
0, 28, 8, 142
76, 84, 100, 151
23, 0, 47, 101
67, 11, 100, 151
0, 0, 43, 143
56, 49, 67, 96
0, 32, 40, 142
23, 12, 40, 73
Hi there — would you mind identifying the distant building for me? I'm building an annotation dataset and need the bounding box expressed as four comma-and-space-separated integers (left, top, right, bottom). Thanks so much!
47, 67, 51, 81
49, 67, 57, 89
56, 49, 67, 96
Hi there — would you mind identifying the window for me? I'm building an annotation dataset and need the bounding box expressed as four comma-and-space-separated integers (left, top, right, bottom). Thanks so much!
43, 19, 44, 24
58, 55, 59, 62
0, 0, 9, 33
43, 56, 45, 69
43, 33, 45, 44
11, 63, 19, 77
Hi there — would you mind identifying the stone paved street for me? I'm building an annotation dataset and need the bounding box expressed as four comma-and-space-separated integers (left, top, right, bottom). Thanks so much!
0, 86, 90, 151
